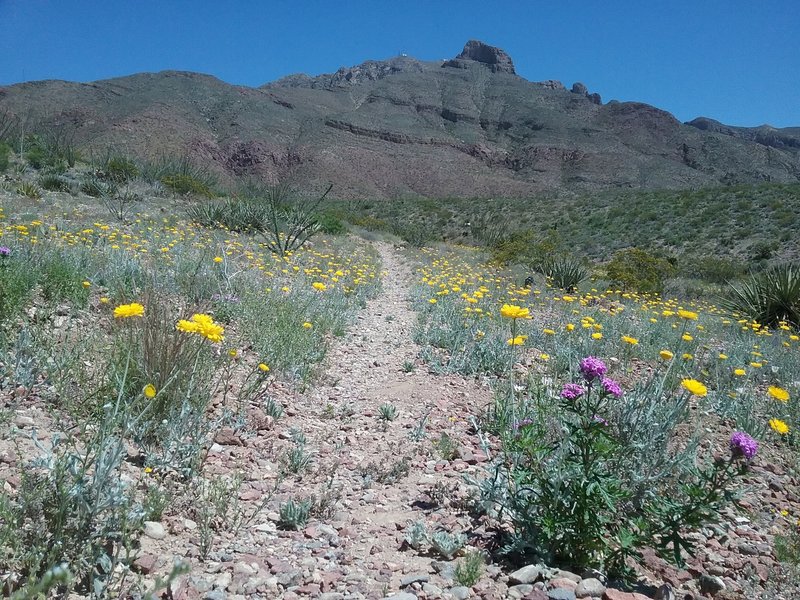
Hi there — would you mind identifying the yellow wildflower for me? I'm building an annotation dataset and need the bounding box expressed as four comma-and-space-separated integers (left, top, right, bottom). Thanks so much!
682, 333, 693, 342
591, 332, 602, 340
312, 282, 327, 291
176, 313, 224, 342
659, 350, 674, 361
770, 418, 789, 435
507, 335, 527, 346
500, 304, 531, 319
143, 384, 157, 399
303, 322, 313, 329
681, 379, 707, 397
621, 335, 639, 345
114, 303, 145, 319
258, 363, 270, 372
734, 368, 746, 376
213, 256, 223, 263
678, 309, 698, 320
768, 386, 790, 402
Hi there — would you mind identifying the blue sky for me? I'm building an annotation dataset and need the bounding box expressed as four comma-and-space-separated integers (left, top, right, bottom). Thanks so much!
0, 0, 797, 127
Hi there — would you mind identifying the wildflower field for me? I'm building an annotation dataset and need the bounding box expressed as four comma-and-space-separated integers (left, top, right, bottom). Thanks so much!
0, 154, 799, 599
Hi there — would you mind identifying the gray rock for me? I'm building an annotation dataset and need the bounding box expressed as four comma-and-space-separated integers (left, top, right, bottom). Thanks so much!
319, 594, 344, 600
575, 578, 606, 598
571, 82, 588, 95
450, 40, 516, 74
553, 570, 581, 583
203, 592, 226, 600
654, 583, 676, 600
508, 564, 544, 584
401, 573, 429, 587
547, 589, 576, 600
450, 586, 471, 599
508, 584, 533, 598
699, 574, 726, 596
143, 520, 166, 540
385, 594, 417, 600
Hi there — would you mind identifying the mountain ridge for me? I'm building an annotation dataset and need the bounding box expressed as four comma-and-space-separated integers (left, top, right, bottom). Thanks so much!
1, 40, 798, 198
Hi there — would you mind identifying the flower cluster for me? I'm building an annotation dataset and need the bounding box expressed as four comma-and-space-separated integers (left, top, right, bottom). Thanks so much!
601, 377, 623, 398
500, 304, 531, 319
561, 383, 586, 400
579, 356, 607, 381
0, 246, 10, 257
730, 431, 758, 460
113, 303, 145, 319
176, 313, 225, 343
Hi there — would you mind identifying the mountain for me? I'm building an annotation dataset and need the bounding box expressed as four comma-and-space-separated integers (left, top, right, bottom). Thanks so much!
1, 40, 798, 198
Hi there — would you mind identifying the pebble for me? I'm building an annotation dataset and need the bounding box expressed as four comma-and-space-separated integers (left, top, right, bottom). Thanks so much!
143, 521, 166, 540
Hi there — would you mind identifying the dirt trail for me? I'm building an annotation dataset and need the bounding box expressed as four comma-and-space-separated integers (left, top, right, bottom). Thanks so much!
170, 241, 495, 599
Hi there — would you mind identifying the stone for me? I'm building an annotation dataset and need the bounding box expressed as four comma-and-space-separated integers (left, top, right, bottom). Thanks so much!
553, 570, 581, 583
508, 584, 533, 598
549, 578, 578, 591
143, 520, 166, 540
214, 427, 242, 446
571, 82, 588, 95
132, 553, 158, 574
450, 586, 471, 599
385, 594, 417, 600
653, 584, 676, 600
508, 564, 544, 585
698, 574, 726, 596
449, 40, 516, 74
400, 573, 429, 587
13, 415, 35, 427
547, 589, 576, 600
602, 590, 651, 600
575, 578, 606, 598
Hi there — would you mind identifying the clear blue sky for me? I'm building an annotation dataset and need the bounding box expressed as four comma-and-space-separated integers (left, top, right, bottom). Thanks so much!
1, 0, 798, 127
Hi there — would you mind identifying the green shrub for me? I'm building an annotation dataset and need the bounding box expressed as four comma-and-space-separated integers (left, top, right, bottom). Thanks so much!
38, 174, 71, 193
0, 142, 10, 172
39, 253, 90, 307
16, 181, 41, 199
101, 156, 139, 183
0, 253, 37, 323
721, 263, 800, 328
317, 212, 347, 235
160, 173, 213, 197
605, 247, 676, 293
537, 255, 589, 291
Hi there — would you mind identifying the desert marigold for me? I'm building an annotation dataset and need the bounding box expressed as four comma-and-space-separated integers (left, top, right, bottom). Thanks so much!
718, 353, 728, 360
143, 384, 157, 399
543, 328, 556, 335
659, 350, 674, 361
507, 335, 527, 346
500, 304, 530, 319
213, 256, 223, 263
682, 333, 694, 342
303, 322, 313, 329
734, 368, 746, 376
769, 386, 790, 402
566, 323, 575, 331
681, 378, 707, 397
82, 280, 91, 288
621, 335, 639, 345
258, 363, 270, 372
770, 418, 790, 435
312, 282, 327, 291
114, 302, 145, 319
678, 309, 698, 320
176, 313, 224, 342
591, 332, 602, 340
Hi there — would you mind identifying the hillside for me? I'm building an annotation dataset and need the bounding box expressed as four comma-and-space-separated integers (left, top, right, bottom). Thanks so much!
1, 40, 799, 198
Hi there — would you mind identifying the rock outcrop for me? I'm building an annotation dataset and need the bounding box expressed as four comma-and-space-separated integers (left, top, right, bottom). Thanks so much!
443, 40, 516, 74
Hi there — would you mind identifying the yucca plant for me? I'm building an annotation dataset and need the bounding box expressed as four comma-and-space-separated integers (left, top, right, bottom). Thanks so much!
721, 263, 800, 329
537, 255, 589, 292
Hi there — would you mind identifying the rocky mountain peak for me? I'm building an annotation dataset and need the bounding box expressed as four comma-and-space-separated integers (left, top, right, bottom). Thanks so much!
445, 40, 516, 74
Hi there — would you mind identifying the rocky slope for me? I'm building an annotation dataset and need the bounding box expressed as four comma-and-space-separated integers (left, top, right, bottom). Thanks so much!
0, 40, 798, 198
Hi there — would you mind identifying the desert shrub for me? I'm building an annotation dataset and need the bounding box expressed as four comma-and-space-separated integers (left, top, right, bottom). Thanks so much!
317, 212, 347, 235
605, 247, 676, 293
38, 174, 71, 193
0, 250, 37, 324
537, 255, 589, 291
0, 142, 10, 172
80, 176, 116, 198
721, 263, 800, 328
680, 255, 745, 284
489, 229, 561, 268
100, 156, 139, 183
161, 173, 213, 197
142, 155, 216, 197
16, 181, 41, 199
39, 252, 91, 307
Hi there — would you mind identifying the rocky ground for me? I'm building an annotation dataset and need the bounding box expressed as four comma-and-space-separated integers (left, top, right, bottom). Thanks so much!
2, 242, 798, 599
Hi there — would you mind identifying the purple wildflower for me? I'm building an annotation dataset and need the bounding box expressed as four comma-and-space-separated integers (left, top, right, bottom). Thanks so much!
730, 431, 758, 461
0, 246, 10, 257
560, 383, 586, 401
601, 377, 623, 398
579, 356, 607, 381
591, 414, 609, 426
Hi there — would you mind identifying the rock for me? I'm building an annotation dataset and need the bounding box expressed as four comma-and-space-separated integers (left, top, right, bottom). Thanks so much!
319, 594, 345, 600
385, 594, 417, 600
214, 427, 242, 446
449, 40, 516, 74
588, 93, 602, 105
539, 80, 566, 91
699, 574, 726, 596
143, 521, 166, 540
549, 577, 578, 591
575, 578, 606, 598
603, 590, 651, 600
422, 583, 442, 595
508, 584, 533, 598
450, 586, 471, 599
13, 415, 35, 427
508, 564, 544, 585
547, 589, 576, 600
653, 583, 675, 600
400, 573, 429, 587
132, 553, 158, 574
203, 592, 226, 600
553, 570, 581, 583
571, 82, 588, 95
